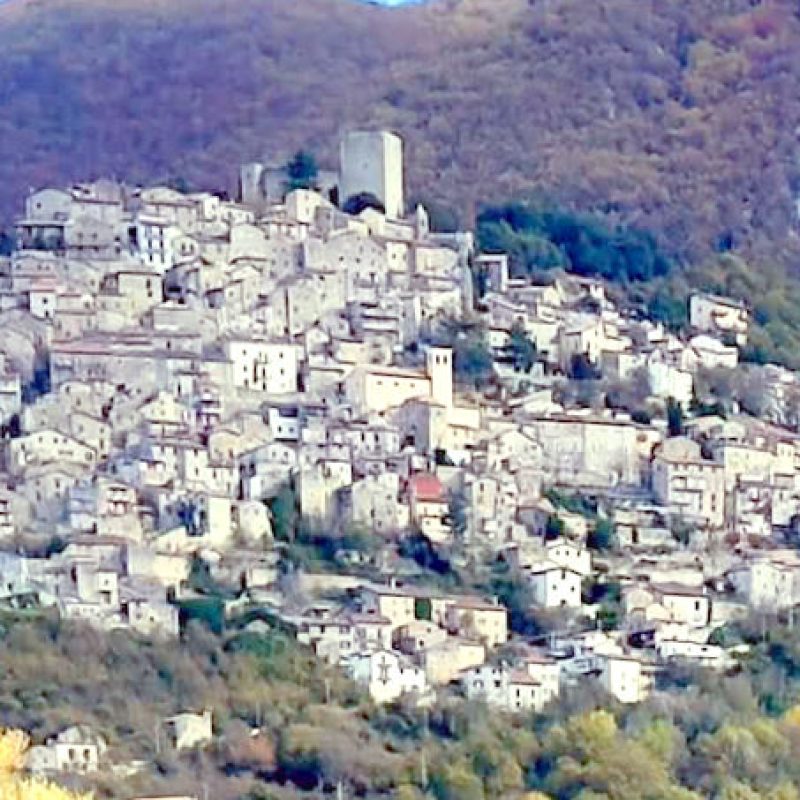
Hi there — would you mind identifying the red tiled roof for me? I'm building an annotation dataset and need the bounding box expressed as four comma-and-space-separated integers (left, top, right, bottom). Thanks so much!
408, 473, 444, 502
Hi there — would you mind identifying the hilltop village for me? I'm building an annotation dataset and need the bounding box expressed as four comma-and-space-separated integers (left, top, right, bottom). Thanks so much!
2, 130, 800, 781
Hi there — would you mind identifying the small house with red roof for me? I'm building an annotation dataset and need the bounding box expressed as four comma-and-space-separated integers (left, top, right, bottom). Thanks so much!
407, 472, 449, 542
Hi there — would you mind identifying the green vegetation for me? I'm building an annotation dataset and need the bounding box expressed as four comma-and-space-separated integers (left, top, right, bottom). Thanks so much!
477, 202, 672, 283
283, 526, 379, 573
483, 562, 539, 636
342, 192, 386, 216
444, 488, 468, 540
266, 484, 378, 573
506, 322, 538, 373
544, 515, 565, 541
409, 197, 462, 234
634, 254, 800, 370
667, 397, 685, 437
398, 532, 457, 585
588, 517, 616, 552
544, 491, 615, 551
585, 580, 622, 631
284, 150, 319, 193
429, 318, 494, 389
545, 489, 598, 519
567, 353, 601, 382
7, 609, 800, 799
670, 518, 696, 547
0, 228, 14, 256
176, 596, 226, 634
707, 258, 800, 370
268, 484, 299, 543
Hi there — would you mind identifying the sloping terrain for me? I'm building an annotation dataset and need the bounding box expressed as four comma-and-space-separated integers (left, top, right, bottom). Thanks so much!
1, 0, 800, 266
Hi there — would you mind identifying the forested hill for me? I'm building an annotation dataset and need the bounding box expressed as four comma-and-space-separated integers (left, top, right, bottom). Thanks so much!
2, 0, 800, 266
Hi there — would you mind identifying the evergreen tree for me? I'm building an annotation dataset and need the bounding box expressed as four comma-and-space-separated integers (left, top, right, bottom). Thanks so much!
285, 150, 319, 192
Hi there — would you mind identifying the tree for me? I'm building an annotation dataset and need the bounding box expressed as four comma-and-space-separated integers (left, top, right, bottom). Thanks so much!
434, 448, 455, 466
648, 290, 688, 330
22, 351, 51, 403
605, 367, 652, 413
507, 322, 537, 372
545, 515, 565, 540
431, 760, 484, 800
671, 518, 694, 546
454, 335, 494, 388
342, 192, 385, 215
176, 498, 201, 536
472, 259, 490, 300
0, 414, 21, 440
568, 353, 601, 381
166, 174, 190, 193
279, 718, 404, 793
667, 397, 685, 437
588, 517, 615, 551
269, 483, 298, 542
432, 318, 494, 388
544, 711, 700, 800
696, 724, 773, 793
477, 203, 671, 284
732, 369, 768, 418
285, 150, 319, 192
399, 532, 453, 577
177, 596, 225, 634
0, 229, 15, 256
444, 488, 468, 539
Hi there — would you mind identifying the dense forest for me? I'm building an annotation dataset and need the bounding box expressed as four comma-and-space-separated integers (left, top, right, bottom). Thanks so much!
2, 0, 800, 271
4, 607, 800, 799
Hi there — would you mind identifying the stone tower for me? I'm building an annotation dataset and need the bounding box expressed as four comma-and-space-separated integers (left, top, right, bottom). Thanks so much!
426, 346, 453, 408
339, 131, 405, 219
239, 162, 265, 208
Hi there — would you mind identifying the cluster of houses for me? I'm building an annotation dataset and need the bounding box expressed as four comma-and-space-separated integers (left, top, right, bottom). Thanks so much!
2, 129, 800, 751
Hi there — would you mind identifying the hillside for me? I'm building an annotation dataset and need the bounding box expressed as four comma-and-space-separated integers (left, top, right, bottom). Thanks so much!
7, 609, 800, 800
2, 0, 800, 267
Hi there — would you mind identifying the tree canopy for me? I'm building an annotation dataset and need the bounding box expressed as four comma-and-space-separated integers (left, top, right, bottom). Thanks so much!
477, 202, 672, 284
284, 150, 319, 192
430, 318, 494, 388
342, 192, 386, 216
